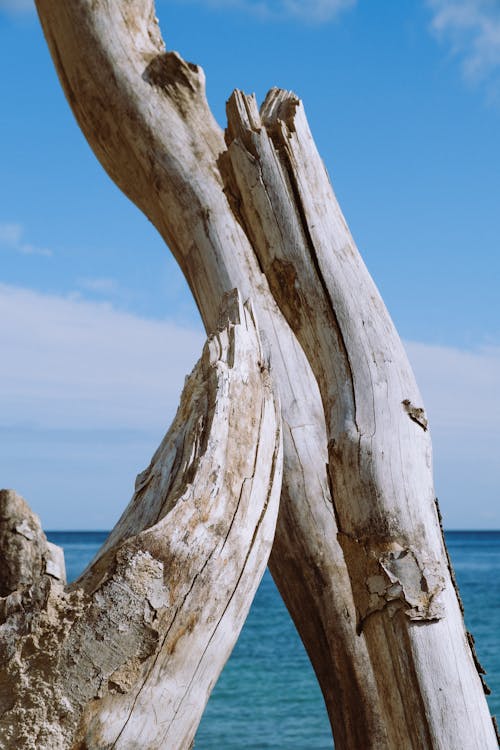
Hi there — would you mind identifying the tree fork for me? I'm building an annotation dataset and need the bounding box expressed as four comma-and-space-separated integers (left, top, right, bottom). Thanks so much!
0, 291, 282, 749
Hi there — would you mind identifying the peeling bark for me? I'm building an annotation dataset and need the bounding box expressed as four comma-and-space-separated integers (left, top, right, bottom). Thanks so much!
0, 291, 282, 749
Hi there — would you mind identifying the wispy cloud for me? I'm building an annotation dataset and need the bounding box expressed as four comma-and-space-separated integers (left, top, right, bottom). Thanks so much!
0, 222, 52, 257
0, 284, 204, 430
0, 284, 205, 529
0, 224, 23, 244
282, 0, 355, 22
406, 339, 500, 527
406, 338, 500, 435
0, 282, 498, 527
3, 0, 353, 22
169, 0, 355, 23
428, 0, 500, 83
5, 0, 354, 22
0, 0, 33, 14
78, 277, 120, 295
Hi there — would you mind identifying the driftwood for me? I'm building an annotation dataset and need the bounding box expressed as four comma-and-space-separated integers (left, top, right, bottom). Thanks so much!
33, 2, 387, 743
223, 89, 497, 747
14, 0, 497, 747
0, 291, 282, 749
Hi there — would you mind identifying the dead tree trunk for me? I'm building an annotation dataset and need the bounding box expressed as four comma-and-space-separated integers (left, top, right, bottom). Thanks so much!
25, 1, 498, 748
0, 292, 282, 749
224, 89, 496, 747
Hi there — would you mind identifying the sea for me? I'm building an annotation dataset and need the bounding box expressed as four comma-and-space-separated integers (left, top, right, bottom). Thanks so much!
46, 530, 500, 749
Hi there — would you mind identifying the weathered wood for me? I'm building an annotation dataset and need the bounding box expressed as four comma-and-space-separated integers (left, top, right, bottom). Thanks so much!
31, 2, 498, 747
0, 290, 283, 749
0, 490, 65, 598
33, 1, 387, 745
222, 88, 497, 749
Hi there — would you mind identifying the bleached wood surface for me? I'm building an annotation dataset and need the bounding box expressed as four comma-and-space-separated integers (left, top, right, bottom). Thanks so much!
223, 88, 497, 749
0, 291, 282, 749
31, 1, 498, 747
33, 1, 385, 744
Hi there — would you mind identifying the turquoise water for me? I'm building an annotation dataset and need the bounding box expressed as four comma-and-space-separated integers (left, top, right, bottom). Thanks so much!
47, 531, 500, 747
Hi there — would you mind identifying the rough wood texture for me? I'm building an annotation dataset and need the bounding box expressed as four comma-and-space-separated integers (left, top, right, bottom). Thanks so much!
0, 490, 65, 598
223, 88, 497, 748
0, 291, 283, 749
31, 1, 497, 747
34, 1, 386, 744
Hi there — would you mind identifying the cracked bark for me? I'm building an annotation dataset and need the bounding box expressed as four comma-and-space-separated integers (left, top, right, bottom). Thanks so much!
0, 291, 282, 749
222, 87, 496, 748
27, 1, 498, 747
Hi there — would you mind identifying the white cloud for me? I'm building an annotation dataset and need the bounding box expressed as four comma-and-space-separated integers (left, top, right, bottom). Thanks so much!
406, 339, 500, 435
0, 222, 52, 257
3, 0, 353, 22
169, 0, 355, 23
0, 223, 23, 244
406, 339, 500, 527
281, 0, 354, 22
0, 283, 498, 527
78, 277, 120, 295
0, 284, 204, 430
2, 0, 353, 22
0, 0, 33, 14
2, 281, 499, 443
428, 0, 500, 82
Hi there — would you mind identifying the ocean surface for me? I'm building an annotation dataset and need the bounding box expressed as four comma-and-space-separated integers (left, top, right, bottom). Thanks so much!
47, 531, 500, 748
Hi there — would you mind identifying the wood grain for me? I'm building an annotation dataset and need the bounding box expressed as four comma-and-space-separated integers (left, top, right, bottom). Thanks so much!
0, 291, 282, 749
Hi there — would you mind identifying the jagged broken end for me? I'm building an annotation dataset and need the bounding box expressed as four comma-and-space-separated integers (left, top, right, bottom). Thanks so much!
0, 289, 282, 749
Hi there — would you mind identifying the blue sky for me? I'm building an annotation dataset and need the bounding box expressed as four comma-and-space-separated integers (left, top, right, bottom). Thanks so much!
0, 0, 498, 528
